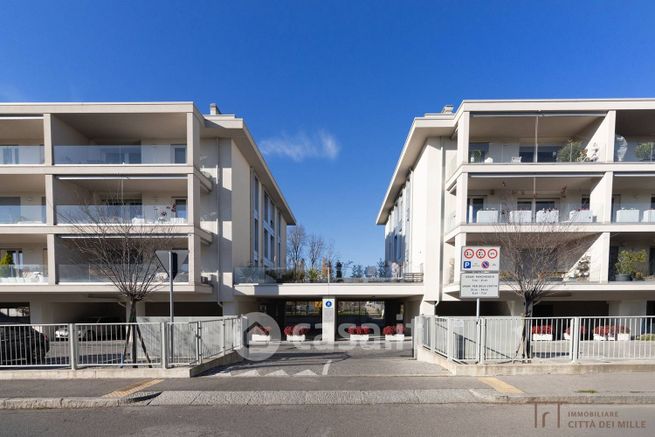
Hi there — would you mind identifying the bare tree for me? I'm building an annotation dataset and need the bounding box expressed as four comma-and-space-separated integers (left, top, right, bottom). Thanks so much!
486, 197, 590, 359
60, 193, 180, 366
286, 224, 307, 276
307, 234, 325, 270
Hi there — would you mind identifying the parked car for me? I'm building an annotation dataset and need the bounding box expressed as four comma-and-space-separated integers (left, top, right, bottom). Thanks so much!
55, 317, 125, 341
0, 324, 50, 365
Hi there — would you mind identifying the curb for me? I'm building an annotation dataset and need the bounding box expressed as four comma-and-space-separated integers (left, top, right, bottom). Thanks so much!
469, 389, 655, 405
0, 391, 161, 410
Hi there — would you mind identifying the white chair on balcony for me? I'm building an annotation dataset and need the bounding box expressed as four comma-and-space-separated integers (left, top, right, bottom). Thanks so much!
511, 156, 522, 163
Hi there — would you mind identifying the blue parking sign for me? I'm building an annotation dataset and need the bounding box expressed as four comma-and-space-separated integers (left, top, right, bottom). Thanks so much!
463, 261, 472, 269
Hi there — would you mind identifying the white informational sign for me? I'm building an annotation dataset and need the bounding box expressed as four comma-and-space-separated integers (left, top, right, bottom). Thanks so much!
460, 273, 500, 298
461, 246, 500, 272
322, 298, 335, 344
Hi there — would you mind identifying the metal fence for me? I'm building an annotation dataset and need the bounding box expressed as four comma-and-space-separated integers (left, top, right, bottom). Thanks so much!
416, 315, 655, 364
0, 316, 244, 369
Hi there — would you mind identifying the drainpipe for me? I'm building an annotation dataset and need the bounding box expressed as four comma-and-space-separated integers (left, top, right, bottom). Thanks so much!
214, 154, 223, 310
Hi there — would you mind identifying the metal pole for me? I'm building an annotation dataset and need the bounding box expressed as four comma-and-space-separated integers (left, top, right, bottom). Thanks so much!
169, 250, 174, 360
476, 298, 480, 318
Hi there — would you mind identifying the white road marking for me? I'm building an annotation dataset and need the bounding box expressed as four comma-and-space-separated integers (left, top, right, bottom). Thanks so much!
294, 369, 318, 376
322, 359, 332, 376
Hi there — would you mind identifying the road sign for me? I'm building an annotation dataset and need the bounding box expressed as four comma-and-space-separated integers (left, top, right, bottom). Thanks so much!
461, 246, 500, 272
460, 273, 499, 298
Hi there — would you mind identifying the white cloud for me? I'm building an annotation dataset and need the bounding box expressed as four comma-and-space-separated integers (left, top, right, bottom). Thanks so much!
260, 130, 340, 162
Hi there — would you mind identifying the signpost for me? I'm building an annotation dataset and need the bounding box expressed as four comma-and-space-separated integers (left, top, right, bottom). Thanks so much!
460, 246, 500, 317
155, 250, 189, 357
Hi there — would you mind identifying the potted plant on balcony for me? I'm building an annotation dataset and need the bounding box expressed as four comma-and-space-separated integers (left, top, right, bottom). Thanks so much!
284, 325, 309, 342
251, 326, 272, 343
614, 249, 647, 281
593, 325, 615, 341
564, 325, 587, 341
531, 324, 553, 341
556, 139, 586, 162
383, 324, 405, 341
348, 325, 372, 342
614, 325, 631, 341
635, 142, 655, 162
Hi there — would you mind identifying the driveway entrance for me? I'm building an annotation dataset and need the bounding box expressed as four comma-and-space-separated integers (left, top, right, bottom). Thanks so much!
206, 340, 447, 377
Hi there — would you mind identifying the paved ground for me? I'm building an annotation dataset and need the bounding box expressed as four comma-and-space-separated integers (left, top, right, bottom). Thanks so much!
213, 340, 446, 377
1, 404, 653, 436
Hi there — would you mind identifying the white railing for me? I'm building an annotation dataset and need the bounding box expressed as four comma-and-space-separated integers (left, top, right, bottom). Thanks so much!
416, 315, 655, 364
0, 316, 244, 369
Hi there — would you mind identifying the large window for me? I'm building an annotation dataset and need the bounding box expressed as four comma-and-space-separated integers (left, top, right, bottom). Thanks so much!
252, 176, 260, 263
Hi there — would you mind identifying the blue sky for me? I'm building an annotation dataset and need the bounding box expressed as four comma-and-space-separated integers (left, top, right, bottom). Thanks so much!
2, 1, 655, 267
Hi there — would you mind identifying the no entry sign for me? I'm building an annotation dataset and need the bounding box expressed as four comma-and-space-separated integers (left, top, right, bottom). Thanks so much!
461, 246, 500, 272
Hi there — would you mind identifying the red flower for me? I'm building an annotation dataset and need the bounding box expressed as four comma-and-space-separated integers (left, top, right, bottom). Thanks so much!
531, 325, 552, 335
348, 326, 372, 335
284, 325, 309, 336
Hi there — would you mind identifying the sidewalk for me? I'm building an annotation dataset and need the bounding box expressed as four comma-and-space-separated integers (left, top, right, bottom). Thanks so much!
2, 372, 655, 409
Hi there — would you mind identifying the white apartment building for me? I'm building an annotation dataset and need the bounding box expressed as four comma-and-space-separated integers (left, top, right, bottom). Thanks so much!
0, 102, 294, 324
379, 99, 655, 318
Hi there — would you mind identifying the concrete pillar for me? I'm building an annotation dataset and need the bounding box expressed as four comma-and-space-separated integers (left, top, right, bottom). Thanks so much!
42, 114, 53, 165
506, 301, 524, 316
321, 297, 335, 343
456, 112, 470, 166
186, 112, 201, 166
455, 173, 468, 225
29, 300, 55, 324
45, 175, 55, 225
47, 234, 57, 285
453, 233, 467, 284
591, 172, 613, 223
604, 110, 616, 162
188, 234, 202, 285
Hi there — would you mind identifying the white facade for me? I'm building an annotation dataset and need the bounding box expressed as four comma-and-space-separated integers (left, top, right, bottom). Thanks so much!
378, 99, 655, 318
0, 102, 294, 323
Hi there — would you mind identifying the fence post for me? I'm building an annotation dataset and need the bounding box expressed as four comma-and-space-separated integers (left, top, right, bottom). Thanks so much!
479, 318, 486, 364
69, 323, 77, 370
195, 322, 202, 364
446, 318, 453, 361
412, 316, 420, 358
430, 315, 436, 352
571, 317, 580, 363
160, 322, 169, 369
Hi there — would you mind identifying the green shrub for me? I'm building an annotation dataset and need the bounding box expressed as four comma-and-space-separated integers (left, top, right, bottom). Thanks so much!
637, 334, 655, 341
556, 140, 586, 162
615, 249, 647, 277
635, 142, 655, 161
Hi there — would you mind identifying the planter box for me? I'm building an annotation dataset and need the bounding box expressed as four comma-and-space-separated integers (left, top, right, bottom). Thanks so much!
385, 334, 405, 342
286, 334, 306, 342
251, 334, 271, 343
349, 334, 370, 342
617, 333, 631, 341
532, 334, 553, 341
564, 333, 572, 341
594, 334, 615, 341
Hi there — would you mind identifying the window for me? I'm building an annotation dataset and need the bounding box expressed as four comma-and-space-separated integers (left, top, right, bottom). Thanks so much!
467, 198, 484, 223
1, 145, 19, 164
173, 198, 187, 219
277, 211, 282, 267
172, 145, 187, 164
468, 143, 489, 163
264, 229, 270, 260
252, 176, 260, 262
581, 196, 591, 210
0, 197, 20, 224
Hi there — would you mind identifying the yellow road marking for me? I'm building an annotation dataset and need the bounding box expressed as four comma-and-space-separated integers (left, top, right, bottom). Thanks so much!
477, 377, 524, 394
103, 379, 163, 398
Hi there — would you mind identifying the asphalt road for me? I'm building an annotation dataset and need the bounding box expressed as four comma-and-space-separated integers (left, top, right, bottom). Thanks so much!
1, 404, 654, 437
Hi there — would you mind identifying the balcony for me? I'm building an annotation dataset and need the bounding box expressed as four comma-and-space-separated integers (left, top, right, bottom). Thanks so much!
234, 266, 424, 285
58, 264, 188, 283
0, 204, 46, 225
468, 141, 598, 165
467, 208, 595, 225
53, 144, 187, 165
615, 110, 655, 163
0, 264, 47, 284
56, 204, 187, 225
0, 145, 44, 165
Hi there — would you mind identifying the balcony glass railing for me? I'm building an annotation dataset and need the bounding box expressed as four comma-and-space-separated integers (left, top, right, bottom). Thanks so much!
53, 144, 187, 165
0, 205, 46, 224
613, 208, 655, 223
58, 264, 188, 283
0, 145, 45, 165
614, 138, 655, 163
0, 264, 48, 283
56, 204, 187, 225
234, 266, 424, 285
468, 142, 597, 165
466, 208, 595, 225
